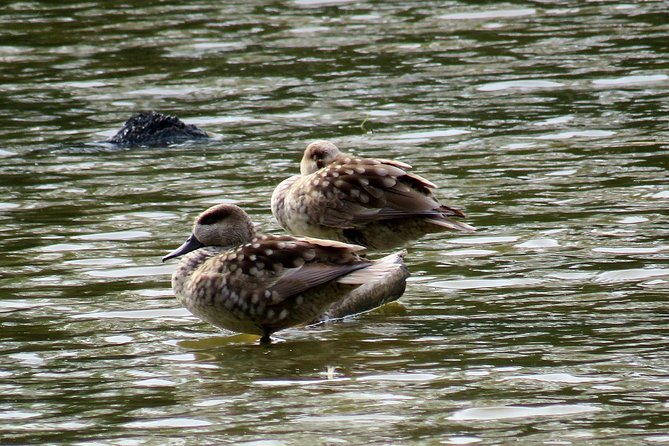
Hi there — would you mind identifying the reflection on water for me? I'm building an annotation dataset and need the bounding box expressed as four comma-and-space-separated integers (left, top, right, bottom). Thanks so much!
1, 0, 669, 444
449, 404, 602, 421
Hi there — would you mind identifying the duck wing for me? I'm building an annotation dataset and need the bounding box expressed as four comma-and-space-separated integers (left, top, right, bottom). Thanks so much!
311, 157, 465, 228
202, 235, 370, 305
267, 262, 368, 300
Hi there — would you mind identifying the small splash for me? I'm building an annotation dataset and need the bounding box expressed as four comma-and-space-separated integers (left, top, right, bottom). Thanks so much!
449, 404, 601, 421
514, 238, 559, 249
440, 8, 536, 20
430, 278, 542, 290
595, 268, 669, 283
320, 365, 340, 381
593, 74, 668, 87
478, 80, 563, 92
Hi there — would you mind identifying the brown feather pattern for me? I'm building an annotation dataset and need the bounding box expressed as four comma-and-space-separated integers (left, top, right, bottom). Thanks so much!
165, 204, 401, 342
271, 140, 475, 249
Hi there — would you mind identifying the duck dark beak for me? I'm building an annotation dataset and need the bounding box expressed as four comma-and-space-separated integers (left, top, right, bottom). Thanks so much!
162, 233, 205, 262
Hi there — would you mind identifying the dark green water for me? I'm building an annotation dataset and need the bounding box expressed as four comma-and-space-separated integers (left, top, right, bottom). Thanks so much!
1, 1, 668, 444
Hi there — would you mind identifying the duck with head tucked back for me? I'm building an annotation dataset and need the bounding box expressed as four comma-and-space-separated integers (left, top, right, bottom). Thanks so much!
162, 203, 406, 344
271, 140, 476, 250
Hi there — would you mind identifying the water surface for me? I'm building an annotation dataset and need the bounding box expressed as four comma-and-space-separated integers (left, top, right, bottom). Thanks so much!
1, 1, 668, 444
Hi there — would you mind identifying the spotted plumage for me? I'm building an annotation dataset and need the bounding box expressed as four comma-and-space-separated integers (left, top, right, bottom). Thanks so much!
163, 204, 405, 343
271, 140, 476, 250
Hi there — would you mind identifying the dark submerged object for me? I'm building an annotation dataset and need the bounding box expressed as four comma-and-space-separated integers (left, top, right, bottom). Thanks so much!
109, 111, 209, 147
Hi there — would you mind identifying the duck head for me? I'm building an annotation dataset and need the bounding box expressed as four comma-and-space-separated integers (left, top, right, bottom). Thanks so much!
162, 204, 256, 262
300, 140, 341, 175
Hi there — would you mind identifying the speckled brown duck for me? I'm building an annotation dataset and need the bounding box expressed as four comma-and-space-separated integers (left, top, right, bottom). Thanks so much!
271, 140, 476, 250
162, 203, 407, 343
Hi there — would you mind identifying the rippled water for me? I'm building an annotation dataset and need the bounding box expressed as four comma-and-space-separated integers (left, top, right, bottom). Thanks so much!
2, 1, 669, 444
